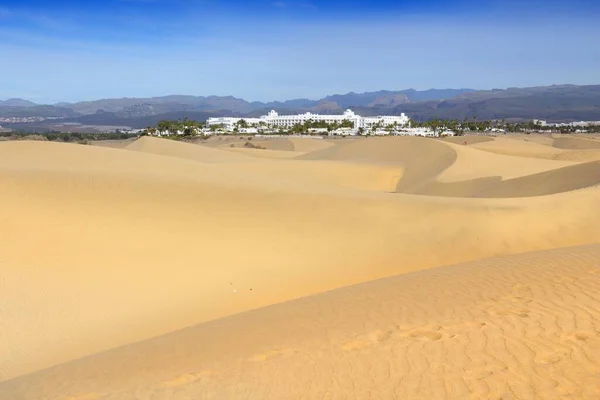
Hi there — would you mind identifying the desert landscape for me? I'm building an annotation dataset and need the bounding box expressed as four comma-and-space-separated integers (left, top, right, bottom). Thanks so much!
1, 134, 599, 399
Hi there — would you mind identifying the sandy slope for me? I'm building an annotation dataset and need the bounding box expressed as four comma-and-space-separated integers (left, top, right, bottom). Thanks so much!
89, 138, 137, 149
470, 136, 566, 159
1, 137, 599, 396
415, 160, 600, 198
466, 135, 600, 162
124, 136, 255, 163
225, 147, 305, 159
298, 136, 458, 193
507, 134, 557, 146
287, 137, 335, 152
552, 148, 600, 162
437, 141, 576, 182
553, 136, 600, 150
202, 136, 334, 153
2, 244, 599, 400
216, 138, 296, 152
441, 136, 494, 145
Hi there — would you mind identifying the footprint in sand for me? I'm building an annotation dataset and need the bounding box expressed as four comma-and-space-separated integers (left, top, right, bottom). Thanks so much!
160, 371, 212, 389
511, 284, 534, 303
534, 352, 564, 365
407, 329, 443, 341
490, 307, 530, 318
464, 364, 508, 380
566, 331, 597, 343
249, 348, 296, 362
341, 330, 393, 351
553, 275, 578, 284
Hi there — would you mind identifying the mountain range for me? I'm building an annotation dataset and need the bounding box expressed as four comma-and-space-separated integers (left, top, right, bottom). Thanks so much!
2, 85, 600, 132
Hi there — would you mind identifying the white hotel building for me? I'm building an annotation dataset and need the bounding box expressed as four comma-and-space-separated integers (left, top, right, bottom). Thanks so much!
206, 109, 410, 132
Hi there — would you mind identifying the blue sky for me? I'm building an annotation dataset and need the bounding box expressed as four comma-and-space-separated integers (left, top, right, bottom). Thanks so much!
0, 0, 599, 103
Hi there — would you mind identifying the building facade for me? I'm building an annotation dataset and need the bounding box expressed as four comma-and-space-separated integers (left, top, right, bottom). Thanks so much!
206, 109, 410, 132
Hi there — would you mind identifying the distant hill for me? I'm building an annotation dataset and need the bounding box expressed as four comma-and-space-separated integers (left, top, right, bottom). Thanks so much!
321, 89, 474, 109
3, 85, 600, 131
60, 95, 254, 115
387, 85, 600, 122
0, 98, 38, 108
0, 105, 78, 118
42, 89, 474, 117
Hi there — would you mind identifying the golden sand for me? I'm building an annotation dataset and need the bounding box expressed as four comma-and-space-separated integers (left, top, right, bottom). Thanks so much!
0, 135, 599, 399
3, 244, 599, 399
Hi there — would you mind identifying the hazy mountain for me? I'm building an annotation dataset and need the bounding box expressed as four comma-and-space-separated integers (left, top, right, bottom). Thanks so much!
34, 89, 474, 116
0, 98, 38, 107
383, 85, 600, 122
0, 105, 78, 118
252, 99, 317, 110
401, 88, 475, 102
59, 95, 254, 115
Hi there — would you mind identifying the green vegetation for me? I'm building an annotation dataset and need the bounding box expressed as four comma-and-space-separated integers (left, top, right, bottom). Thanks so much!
152, 118, 205, 135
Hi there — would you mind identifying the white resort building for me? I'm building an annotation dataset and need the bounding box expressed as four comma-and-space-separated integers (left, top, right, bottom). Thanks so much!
206, 109, 410, 133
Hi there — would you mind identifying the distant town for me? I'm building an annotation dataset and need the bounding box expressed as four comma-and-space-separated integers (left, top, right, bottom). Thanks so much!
142, 111, 600, 139
3, 109, 600, 143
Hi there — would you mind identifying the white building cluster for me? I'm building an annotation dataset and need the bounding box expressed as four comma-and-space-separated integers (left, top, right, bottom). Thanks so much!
206, 109, 410, 133
534, 119, 600, 128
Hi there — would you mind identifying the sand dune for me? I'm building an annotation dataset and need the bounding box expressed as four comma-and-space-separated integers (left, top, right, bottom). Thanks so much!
89, 138, 137, 149
468, 135, 600, 163
553, 136, 600, 150
224, 159, 404, 192
552, 148, 600, 162
1, 136, 599, 397
125, 136, 255, 163
287, 137, 335, 153
202, 136, 334, 154
415, 160, 600, 197
225, 146, 305, 159
218, 138, 296, 152
298, 136, 457, 192
470, 136, 566, 159
295, 136, 591, 196
437, 140, 576, 182
2, 244, 599, 399
441, 135, 494, 145
507, 134, 557, 146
